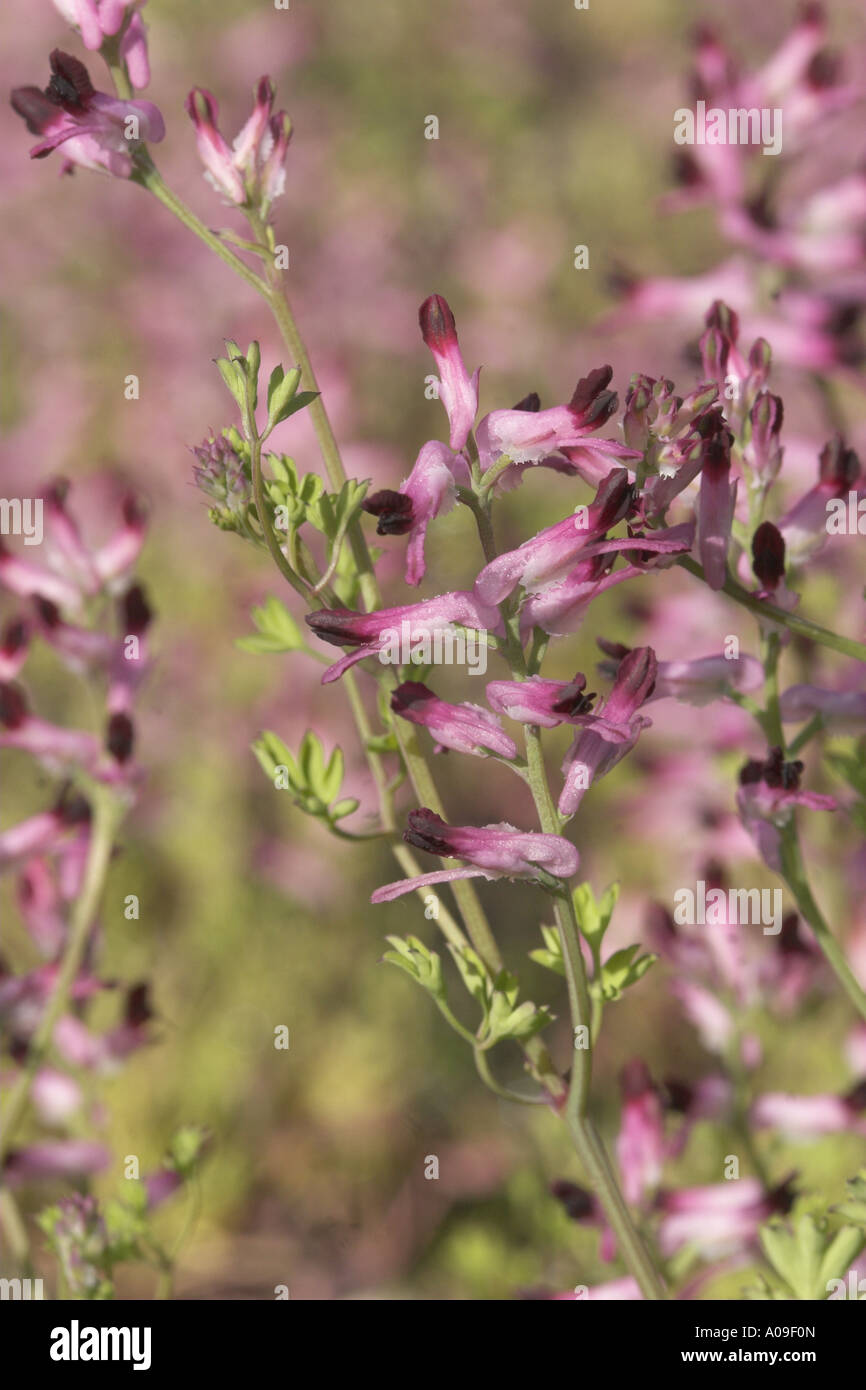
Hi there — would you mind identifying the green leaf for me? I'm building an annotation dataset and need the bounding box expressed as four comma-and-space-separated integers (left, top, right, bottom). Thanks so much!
236, 595, 304, 654
572, 881, 620, 960
166, 1124, 207, 1178
448, 943, 491, 1014
383, 935, 445, 1000
266, 365, 304, 430
591, 944, 657, 1002
216, 355, 247, 414
529, 924, 566, 977
834, 1172, 866, 1227
759, 1213, 866, 1301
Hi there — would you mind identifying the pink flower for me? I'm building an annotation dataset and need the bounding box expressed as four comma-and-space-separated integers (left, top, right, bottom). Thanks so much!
0, 619, 30, 681
11, 50, 164, 177
185, 79, 292, 208
476, 366, 636, 475
362, 440, 467, 587
656, 1177, 794, 1258
486, 673, 597, 729
697, 421, 736, 591
519, 524, 694, 637
3, 1139, 109, 1185
390, 682, 517, 759
598, 641, 763, 707
617, 1061, 665, 1206
779, 436, 862, 563
779, 683, 866, 730
419, 295, 479, 451
371, 808, 579, 901
473, 470, 635, 606
737, 747, 836, 872
750, 1088, 866, 1139
305, 591, 500, 683
0, 795, 90, 872
559, 647, 657, 816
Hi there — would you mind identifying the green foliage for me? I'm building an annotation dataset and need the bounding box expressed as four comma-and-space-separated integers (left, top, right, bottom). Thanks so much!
449, 944, 554, 1047
252, 729, 359, 827
591, 943, 657, 1003
747, 1210, 866, 1301
236, 595, 305, 654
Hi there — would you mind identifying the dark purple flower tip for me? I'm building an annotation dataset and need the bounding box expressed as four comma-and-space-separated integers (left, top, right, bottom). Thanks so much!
615, 645, 658, 706
34, 597, 62, 628
661, 1078, 694, 1113
10, 87, 57, 136
390, 681, 434, 714
702, 858, 727, 892
751, 391, 784, 437
751, 520, 786, 589
418, 294, 457, 351
304, 608, 363, 649
738, 758, 766, 787
361, 489, 414, 536
767, 1174, 797, 1216
106, 712, 134, 763
550, 675, 596, 717
120, 583, 153, 636
55, 787, 91, 826
845, 1079, 866, 1111
550, 1179, 595, 1221
620, 1058, 654, 1099
745, 746, 805, 792
0, 681, 29, 729
778, 914, 811, 957
125, 982, 153, 1028
46, 50, 95, 112
818, 435, 861, 490
2, 618, 29, 655
403, 807, 453, 857
806, 49, 841, 89
122, 493, 148, 529
569, 364, 615, 416
594, 468, 636, 530
705, 300, 740, 341
512, 391, 541, 412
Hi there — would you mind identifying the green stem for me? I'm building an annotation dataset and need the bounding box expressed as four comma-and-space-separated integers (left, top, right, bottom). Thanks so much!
0, 788, 123, 1163
779, 825, 866, 1022
678, 555, 866, 664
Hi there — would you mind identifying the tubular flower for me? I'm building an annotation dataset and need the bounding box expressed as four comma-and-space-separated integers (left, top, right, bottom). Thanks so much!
370, 809, 579, 901
559, 647, 657, 816
185, 78, 292, 208
305, 591, 500, 684
362, 440, 467, 587
476, 366, 640, 484
486, 673, 597, 729
597, 641, 764, 707
390, 682, 517, 759
697, 417, 737, 590
473, 469, 635, 606
51, 2, 152, 89
779, 435, 862, 563
11, 50, 164, 176
737, 747, 836, 872
419, 295, 479, 451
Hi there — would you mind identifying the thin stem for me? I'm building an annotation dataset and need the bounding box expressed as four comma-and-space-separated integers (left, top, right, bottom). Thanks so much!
678, 555, 866, 664
779, 825, 866, 1021
0, 788, 123, 1162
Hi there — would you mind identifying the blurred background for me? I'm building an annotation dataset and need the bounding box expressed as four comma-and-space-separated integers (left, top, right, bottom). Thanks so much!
1, 0, 865, 1298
